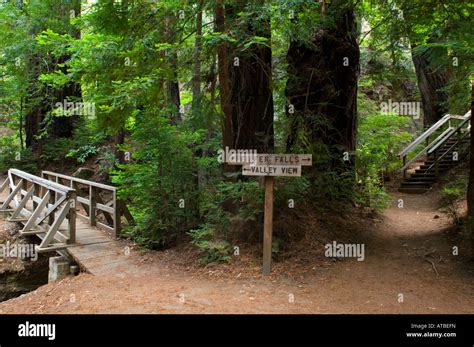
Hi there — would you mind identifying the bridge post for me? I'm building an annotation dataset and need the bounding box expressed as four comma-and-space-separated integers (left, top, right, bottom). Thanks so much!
89, 186, 97, 227
67, 190, 77, 244
113, 190, 121, 238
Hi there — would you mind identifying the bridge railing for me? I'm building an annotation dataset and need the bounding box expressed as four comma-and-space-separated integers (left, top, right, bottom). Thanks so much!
0, 169, 77, 253
41, 171, 133, 237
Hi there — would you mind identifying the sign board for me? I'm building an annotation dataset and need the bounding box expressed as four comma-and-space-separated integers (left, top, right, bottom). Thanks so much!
227, 153, 312, 166
242, 165, 301, 177
219, 150, 312, 275
252, 154, 312, 166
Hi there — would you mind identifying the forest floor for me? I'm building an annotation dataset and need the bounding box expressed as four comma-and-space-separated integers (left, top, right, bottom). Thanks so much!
0, 176, 473, 314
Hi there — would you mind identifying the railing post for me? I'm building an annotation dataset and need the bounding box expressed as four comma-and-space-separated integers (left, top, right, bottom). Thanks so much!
434, 149, 439, 179
48, 189, 55, 226
54, 175, 59, 203
402, 156, 407, 179
67, 191, 76, 244
113, 190, 121, 238
90, 186, 97, 227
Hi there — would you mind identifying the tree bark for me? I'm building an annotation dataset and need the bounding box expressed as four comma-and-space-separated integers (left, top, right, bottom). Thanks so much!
25, 0, 82, 149
467, 79, 474, 259
411, 45, 449, 127
217, 0, 274, 154
192, 0, 203, 118
285, 0, 359, 194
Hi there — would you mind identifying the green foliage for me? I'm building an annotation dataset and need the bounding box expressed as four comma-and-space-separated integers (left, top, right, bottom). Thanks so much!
0, 135, 37, 174
189, 180, 264, 264
441, 175, 468, 224
66, 145, 98, 164
112, 109, 200, 249
356, 95, 412, 210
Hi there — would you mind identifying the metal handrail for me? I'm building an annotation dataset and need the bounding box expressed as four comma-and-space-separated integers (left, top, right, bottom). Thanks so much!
425, 130, 470, 173
398, 126, 453, 173
427, 115, 471, 155
397, 110, 471, 176
398, 114, 451, 158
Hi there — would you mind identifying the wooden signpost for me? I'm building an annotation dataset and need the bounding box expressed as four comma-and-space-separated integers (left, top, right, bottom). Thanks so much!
227, 152, 312, 275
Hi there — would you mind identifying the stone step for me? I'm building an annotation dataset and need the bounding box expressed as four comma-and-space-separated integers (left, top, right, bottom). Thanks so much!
398, 187, 430, 194
406, 177, 436, 182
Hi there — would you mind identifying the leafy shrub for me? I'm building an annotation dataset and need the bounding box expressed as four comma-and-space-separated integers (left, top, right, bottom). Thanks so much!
189, 180, 264, 264
441, 175, 468, 224
113, 108, 200, 249
66, 144, 98, 163
356, 101, 412, 211
0, 135, 38, 174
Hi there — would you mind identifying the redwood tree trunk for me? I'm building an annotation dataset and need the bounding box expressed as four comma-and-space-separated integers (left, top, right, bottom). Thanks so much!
467, 79, 474, 258
25, 0, 82, 149
217, 0, 274, 154
411, 46, 449, 127
285, 0, 359, 195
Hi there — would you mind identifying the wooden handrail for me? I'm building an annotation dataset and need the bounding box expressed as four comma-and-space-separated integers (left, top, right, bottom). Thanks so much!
42, 171, 116, 191
1, 169, 77, 252
41, 171, 133, 237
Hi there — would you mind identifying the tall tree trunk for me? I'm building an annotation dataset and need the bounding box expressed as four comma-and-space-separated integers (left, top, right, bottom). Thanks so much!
285, 0, 359, 196
192, 0, 203, 119
411, 45, 449, 127
164, 17, 181, 124
217, 0, 274, 154
467, 79, 474, 259
25, 0, 82, 150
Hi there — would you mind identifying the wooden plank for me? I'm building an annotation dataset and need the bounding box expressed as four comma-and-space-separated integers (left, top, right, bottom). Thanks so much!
89, 186, 97, 226
42, 171, 117, 191
227, 153, 312, 166
0, 177, 9, 195
262, 176, 274, 276
0, 179, 23, 210
39, 203, 69, 249
36, 243, 69, 253
113, 190, 120, 237
96, 203, 115, 214
242, 165, 301, 177
36, 195, 66, 225
11, 185, 35, 219
96, 221, 114, 234
67, 192, 76, 244
94, 192, 114, 225
77, 196, 90, 206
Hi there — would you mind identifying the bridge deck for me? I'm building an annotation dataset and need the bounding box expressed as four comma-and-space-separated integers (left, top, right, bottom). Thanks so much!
63, 220, 130, 276
1, 180, 130, 276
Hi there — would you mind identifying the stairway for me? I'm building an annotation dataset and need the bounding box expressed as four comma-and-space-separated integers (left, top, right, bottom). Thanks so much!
398, 138, 469, 194
397, 111, 471, 194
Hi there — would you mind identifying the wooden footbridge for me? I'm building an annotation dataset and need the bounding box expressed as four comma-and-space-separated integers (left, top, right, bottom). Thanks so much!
0, 169, 134, 275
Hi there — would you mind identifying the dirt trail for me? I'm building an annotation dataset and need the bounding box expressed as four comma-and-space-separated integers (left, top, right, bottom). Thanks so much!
0, 185, 473, 314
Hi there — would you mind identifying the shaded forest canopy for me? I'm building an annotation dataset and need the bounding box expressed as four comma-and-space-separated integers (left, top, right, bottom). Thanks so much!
0, 0, 472, 261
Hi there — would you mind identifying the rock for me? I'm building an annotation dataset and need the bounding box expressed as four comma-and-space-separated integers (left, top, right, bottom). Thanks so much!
72, 167, 95, 180
433, 215, 440, 219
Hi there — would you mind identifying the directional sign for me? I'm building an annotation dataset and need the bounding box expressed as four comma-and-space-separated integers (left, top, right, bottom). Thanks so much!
242, 165, 301, 177
219, 151, 312, 276
252, 154, 312, 166
227, 153, 312, 166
